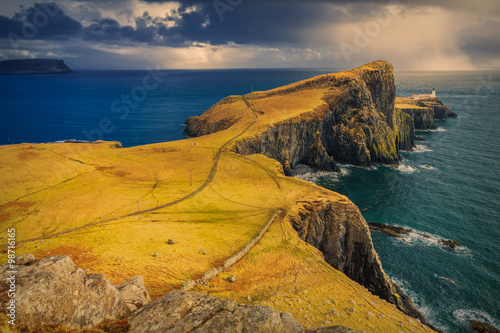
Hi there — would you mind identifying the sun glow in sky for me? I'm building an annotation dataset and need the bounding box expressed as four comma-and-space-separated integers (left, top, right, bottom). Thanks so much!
0, 0, 499, 70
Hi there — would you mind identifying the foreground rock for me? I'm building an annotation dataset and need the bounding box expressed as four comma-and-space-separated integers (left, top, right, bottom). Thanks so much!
0, 59, 73, 74
128, 289, 305, 333
0, 254, 149, 329
1, 254, 361, 333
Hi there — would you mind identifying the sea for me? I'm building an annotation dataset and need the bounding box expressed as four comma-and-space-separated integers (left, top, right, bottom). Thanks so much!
0, 68, 498, 333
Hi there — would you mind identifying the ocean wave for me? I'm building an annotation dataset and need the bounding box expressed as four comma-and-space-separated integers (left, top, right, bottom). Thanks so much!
412, 145, 432, 153
396, 164, 418, 173
54, 139, 92, 143
291, 164, 340, 183
453, 309, 500, 328
416, 127, 447, 132
337, 163, 377, 171
390, 277, 442, 330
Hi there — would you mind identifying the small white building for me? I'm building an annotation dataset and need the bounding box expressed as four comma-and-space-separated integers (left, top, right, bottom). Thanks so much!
412, 88, 436, 100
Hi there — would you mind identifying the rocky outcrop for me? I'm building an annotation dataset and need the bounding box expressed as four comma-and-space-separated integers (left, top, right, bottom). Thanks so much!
0, 254, 150, 329
288, 200, 430, 325
0, 254, 361, 333
128, 290, 305, 333
416, 98, 457, 119
367, 222, 412, 237
471, 320, 500, 333
0, 59, 73, 74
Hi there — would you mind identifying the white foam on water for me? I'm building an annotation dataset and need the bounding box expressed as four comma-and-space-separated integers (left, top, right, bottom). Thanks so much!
453, 309, 500, 328
395, 228, 471, 255
420, 165, 436, 170
412, 145, 432, 153
390, 276, 441, 329
396, 164, 418, 174
415, 127, 447, 132
291, 164, 340, 183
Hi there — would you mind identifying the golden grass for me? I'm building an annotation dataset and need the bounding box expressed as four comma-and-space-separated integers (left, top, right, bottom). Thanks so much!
195, 215, 431, 332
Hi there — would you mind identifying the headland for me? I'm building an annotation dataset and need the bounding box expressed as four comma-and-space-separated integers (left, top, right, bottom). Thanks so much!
0, 61, 456, 332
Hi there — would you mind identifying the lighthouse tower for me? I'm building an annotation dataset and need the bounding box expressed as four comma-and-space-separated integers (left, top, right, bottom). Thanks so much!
431, 88, 436, 97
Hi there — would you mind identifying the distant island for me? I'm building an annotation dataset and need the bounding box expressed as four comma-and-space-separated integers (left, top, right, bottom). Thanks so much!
0, 59, 73, 74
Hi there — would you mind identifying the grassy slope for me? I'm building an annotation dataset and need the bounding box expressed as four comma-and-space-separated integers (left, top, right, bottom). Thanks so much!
0, 65, 432, 332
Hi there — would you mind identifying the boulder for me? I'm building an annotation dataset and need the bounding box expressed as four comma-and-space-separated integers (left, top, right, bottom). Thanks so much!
0, 254, 150, 330
116, 275, 151, 315
128, 289, 304, 333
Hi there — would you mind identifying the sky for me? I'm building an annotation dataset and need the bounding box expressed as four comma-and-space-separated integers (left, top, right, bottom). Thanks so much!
0, 0, 499, 70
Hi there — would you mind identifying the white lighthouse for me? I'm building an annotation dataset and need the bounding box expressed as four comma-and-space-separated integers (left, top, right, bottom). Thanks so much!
431, 88, 436, 98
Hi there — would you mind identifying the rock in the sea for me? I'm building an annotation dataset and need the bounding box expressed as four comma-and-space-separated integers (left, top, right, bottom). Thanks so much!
0, 254, 150, 329
440, 239, 461, 248
0, 58, 73, 74
127, 289, 304, 333
367, 222, 412, 237
471, 320, 500, 333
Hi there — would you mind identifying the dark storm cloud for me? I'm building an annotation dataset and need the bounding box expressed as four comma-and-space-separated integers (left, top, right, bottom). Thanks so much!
459, 20, 500, 64
1, 0, 499, 68
0, 2, 82, 40
83, 17, 157, 43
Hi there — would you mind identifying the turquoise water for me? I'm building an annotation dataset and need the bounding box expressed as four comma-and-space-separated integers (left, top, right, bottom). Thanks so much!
0, 69, 498, 332
315, 71, 500, 332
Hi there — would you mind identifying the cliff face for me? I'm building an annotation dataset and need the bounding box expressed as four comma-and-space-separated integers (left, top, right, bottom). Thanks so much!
0, 58, 73, 74
288, 199, 427, 324
395, 110, 415, 150
232, 118, 339, 175
397, 107, 437, 130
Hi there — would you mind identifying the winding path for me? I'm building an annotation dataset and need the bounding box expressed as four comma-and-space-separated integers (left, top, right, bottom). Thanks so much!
10, 96, 259, 246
